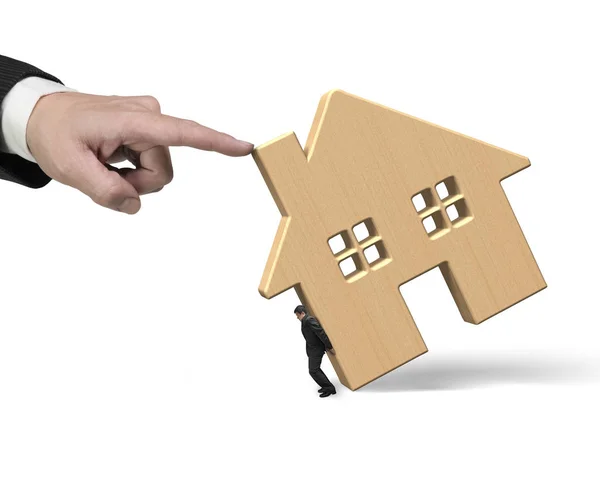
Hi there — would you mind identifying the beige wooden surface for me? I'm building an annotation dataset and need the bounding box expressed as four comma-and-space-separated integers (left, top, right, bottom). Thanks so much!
253, 90, 546, 390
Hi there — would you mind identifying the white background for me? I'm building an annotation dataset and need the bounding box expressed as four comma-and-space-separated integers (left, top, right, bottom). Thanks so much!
1, 1, 599, 478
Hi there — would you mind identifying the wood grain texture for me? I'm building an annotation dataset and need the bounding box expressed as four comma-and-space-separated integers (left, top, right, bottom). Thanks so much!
253, 90, 546, 390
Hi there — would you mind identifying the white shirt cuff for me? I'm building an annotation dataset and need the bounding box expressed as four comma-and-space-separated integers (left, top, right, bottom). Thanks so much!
0, 76, 75, 163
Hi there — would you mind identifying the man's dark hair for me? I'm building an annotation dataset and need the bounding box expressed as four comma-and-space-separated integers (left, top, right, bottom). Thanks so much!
294, 305, 307, 315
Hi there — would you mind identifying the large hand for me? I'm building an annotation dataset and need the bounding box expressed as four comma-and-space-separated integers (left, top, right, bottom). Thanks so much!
26, 92, 253, 214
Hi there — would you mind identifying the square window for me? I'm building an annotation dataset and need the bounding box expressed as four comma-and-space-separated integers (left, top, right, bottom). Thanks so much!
435, 181, 449, 200
339, 256, 358, 277
423, 215, 437, 233
352, 218, 377, 243
435, 176, 459, 200
352, 222, 370, 242
364, 244, 380, 264
411, 188, 434, 213
446, 204, 459, 222
412, 193, 426, 212
362, 240, 390, 269
422, 210, 448, 239
338, 253, 367, 282
446, 198, 472, 226
328, 233, 347, 255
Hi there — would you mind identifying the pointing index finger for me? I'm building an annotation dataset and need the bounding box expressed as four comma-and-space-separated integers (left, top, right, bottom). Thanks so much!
123, 112, 254, 157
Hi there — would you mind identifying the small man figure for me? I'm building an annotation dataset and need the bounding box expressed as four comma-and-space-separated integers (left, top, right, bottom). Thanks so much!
294, 305, 337, 398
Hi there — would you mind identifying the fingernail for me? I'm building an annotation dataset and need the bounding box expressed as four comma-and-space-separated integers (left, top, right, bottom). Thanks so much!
240, 140, 254, 149
117, 197, 141, 214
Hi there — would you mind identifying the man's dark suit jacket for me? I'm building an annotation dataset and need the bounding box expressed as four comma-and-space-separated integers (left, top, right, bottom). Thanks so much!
301, 315, 333, 357
0, 54, 62, 188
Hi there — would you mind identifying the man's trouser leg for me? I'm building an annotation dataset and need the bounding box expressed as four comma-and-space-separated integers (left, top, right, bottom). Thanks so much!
308, 353, 335, 391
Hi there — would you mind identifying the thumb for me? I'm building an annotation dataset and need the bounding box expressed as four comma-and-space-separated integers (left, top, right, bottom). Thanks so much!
66, 151, 141, 214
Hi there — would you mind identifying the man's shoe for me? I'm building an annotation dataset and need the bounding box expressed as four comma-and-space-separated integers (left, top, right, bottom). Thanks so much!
319, 390, 336, 398
318, 388, 325, 393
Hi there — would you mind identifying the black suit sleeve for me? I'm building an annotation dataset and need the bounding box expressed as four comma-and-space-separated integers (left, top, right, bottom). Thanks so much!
0, 54, 63, 188
307, 317, 333, 350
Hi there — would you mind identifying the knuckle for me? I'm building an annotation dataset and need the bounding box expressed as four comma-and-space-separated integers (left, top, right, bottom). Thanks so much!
153, 167, 174, 187
183, 118, 199, 127
138, 95, 161, 112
